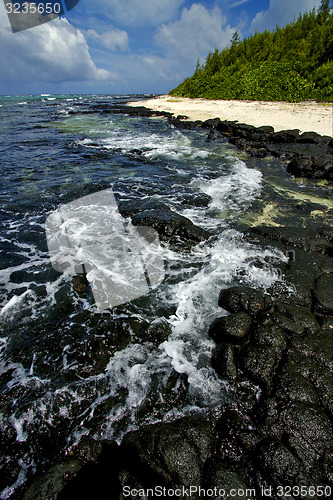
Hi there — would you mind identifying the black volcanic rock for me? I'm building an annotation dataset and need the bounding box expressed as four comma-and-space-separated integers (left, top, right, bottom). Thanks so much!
218, 286, 273, 316
130, 209, 212, 248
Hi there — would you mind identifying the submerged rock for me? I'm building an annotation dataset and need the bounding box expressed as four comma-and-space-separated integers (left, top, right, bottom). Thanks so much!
117, 198, 171, 217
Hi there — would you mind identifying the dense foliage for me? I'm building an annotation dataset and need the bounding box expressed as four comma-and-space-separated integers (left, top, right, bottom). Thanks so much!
169, 1, 333, 102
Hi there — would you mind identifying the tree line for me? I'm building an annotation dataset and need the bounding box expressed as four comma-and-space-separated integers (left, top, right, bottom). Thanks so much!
169, 0, 333, 102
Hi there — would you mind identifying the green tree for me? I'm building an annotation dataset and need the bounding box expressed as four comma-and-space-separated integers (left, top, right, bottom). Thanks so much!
169, 3, 333, 102
231, 31, 240, 48
318, 0, 330, 14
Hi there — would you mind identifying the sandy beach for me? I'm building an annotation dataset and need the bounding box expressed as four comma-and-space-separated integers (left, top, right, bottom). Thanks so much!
130, 95, 333, 137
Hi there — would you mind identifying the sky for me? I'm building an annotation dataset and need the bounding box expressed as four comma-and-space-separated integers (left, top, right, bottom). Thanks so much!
0, 0, 324, 95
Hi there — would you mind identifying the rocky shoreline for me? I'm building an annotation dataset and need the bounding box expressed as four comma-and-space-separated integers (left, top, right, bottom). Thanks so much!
21, 104, 332, 499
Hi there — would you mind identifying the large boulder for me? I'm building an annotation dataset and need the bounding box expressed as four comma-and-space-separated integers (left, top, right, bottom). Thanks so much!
130, 209, 212, 249
218, 286, 273, 316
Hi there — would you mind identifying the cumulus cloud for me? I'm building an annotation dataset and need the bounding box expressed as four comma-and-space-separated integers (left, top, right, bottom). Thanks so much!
86, 28, 129, 51
0, 7, 111, 85
155, 3, 236, 64
250, 0, 322, 33
98, 0, 185, 26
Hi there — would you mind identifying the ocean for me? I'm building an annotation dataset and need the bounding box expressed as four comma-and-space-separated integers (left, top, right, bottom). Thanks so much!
0, 94, 327, 498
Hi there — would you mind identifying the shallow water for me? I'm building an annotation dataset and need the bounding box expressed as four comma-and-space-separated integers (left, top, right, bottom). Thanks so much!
0, 94, 331, 498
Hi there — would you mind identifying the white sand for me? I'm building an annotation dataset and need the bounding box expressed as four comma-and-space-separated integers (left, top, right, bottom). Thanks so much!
129, 95, 333, 137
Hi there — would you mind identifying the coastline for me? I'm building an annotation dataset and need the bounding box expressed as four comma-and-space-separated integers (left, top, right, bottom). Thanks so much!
17, 96, 333, 499
129, 95, 333, 137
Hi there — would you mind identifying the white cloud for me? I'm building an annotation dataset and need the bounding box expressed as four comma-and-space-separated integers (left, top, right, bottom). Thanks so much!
155, 3, 236, 64
86, 28, 129, 51
98, 0, 185, 26
0, 6, 112, 85
250, 0, 322, 33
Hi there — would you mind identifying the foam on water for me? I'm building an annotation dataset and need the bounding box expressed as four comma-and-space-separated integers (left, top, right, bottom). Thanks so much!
79, 131, 210, 161
0, 96, 291, 497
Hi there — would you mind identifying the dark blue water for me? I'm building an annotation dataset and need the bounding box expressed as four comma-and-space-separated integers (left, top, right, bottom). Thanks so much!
0, 94, 298, 497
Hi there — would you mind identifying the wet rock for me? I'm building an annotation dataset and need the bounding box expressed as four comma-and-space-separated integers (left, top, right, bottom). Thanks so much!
171, 113, 331, 180
124, 105, 172, 119
169, 115, 203, 129
216, 120, 238, 134
22, 439, 121, 500
287, 153, 333, 179
181, 192, 212, 207
272, 129, 300, 143
276, 365, 319, 405
204, 462, 252, 499
297, 131, 323, 144
208, 312, 253, 344
284, 350, 333, 416
239, 344, 282, 393
215, 409, 250, 462
287, 155, 314, 177
256, 125, 275, 135
206, 128, 222, 141
117, 198, 171, 217
203, 117, 221, 129
247, 226, 331, 253
131, 209, 211, 248
257, 440, 309, 485
247, 146, 267, 158
274, 302, 320, 335
228, 137, 249, 150
289, 330, 333, 372
145, 317, 172, 346
232, 123, 257, 140
155, 427, 202, 486
252, 318, 286, 352
118, 415, 218, 491
218, 286, 273, 316
72, 275, 89, 296
279, 249, 322, 308
211, 343, 238, 380
57, 441, 121, 500
237, 314, 287, 394
23, 458, 84, 500
313, 272, 333, 315
280, 401, 332, 472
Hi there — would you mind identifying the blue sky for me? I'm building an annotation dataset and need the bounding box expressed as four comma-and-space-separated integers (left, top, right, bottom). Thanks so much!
0, 0, 323, 95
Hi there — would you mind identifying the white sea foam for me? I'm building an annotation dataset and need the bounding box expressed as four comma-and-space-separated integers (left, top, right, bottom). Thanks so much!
0, 106, 292, 497
79, 128, 210, 161
71, 227, 286, 443
0, 457, 35, 500
194, 157, 262, 213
